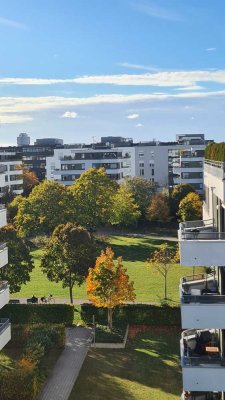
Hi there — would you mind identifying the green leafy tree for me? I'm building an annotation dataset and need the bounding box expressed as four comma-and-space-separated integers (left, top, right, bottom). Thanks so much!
110, 185, 141, 228
177, 192, 202, 222
170, 183, 196, 217
70, 168, 117, 228
124, 177, 156, 217
15, 181, 74, 237
41, 223, 96, 303
0, 224, 34, 293
146, 243, 178, 299
146, 193, 170, 224
86, 247, 136, 330
7, 195, 24, 223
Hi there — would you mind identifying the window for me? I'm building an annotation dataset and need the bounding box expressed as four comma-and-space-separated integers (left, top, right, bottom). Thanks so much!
139, 168, 144, 176
152, 169, 154, 176
139, 162, 144, 168
139, 152, 144, 158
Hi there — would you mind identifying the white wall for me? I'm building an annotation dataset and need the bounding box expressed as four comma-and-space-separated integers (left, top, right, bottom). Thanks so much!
181, 304, 225, 329
183, 367, 225, 391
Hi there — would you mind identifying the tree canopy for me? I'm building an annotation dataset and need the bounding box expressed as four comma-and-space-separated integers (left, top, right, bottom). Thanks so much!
41, 223, 96, 303
70, 168, 117, 228
170, 183, 196, 217
0, 224, 34, 293
124, 177, 156, 217
86, 247, 135, 330
177, 192, 202, 222
15, 180, 74, 237
146, 192, 170, 224
22, 166, 39, 197
110, 185, 141, 228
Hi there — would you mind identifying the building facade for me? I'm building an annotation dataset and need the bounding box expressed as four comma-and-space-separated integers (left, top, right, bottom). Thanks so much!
17, 133, 30, 146
0, 152, 23, 196
46, 135, 209, 190
178, 148, 225, 399
0, 203, 11, 351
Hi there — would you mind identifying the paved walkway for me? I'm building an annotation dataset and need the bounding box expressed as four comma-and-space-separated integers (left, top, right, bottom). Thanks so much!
37, 327, 93, 400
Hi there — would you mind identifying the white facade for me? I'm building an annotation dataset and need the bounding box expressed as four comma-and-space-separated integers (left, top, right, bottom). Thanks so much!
0, 152, 23, 196
46, 138, 207, 189
179, 154, 225, 399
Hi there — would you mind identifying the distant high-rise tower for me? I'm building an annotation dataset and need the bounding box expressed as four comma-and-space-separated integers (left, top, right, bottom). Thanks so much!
17, 132, 30, 146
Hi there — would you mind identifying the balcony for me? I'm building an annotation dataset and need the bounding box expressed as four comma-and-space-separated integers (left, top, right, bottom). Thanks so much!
0, 319, 11, 351
181, 329, 225, 391
178, 220, 225, 267
0, 243, 8, 269
0, 281, 9, 309
180, 274, 225, 328
181, 392, 221, 399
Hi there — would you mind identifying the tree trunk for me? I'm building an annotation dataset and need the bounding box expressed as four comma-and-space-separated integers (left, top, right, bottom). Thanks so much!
164, 276, 167, 299
69, 284, 73, 304
108, 308, 113, 331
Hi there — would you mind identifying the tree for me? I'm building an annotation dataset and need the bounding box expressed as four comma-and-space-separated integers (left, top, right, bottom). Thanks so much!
146, 243, 178, 300
86, 247, 135, 330
70, 168, 117, 229
7, 195, 24, 223
170, 183, 196, 217
15, 180, 74, 237
41, 223, 96, 303
177, 192, 202, 222
22, 166, 39, 197
0, 224, 34, 293
146, 193, 170, 224
110, 185, 141, 228
124, 177, 156, 217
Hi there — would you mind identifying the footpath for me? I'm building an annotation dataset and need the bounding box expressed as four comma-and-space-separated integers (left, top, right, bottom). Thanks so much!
37, 327, 93, 400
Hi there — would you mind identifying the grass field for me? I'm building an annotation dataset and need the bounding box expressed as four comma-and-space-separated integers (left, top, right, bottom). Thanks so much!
12, 235, 198, 303
69, 329, 182, 400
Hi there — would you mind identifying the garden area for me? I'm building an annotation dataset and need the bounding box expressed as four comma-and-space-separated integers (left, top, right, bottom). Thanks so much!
69, 328, 182, 400
11, 234, 200, 304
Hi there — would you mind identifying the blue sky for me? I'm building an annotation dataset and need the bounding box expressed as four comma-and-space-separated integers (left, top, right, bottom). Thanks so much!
1, 0, 225, 145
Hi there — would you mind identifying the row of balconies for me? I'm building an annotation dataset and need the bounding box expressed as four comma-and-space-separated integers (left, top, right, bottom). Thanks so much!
179, 218, 225, 396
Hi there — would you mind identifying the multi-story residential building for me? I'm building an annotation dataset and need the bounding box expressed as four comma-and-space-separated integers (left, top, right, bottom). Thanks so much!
17, 132, 30, 146
0, 152, 23, 196
178, 143, 225, 399
46, 134, 210, 189
0, 202, 11, 351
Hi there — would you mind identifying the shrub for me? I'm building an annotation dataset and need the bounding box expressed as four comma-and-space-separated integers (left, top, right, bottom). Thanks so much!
0, 366, 38, 400
205, 142, 225, 162
0, 304, 74, 325
95, 324, 126, 343
81, 303, 181, 326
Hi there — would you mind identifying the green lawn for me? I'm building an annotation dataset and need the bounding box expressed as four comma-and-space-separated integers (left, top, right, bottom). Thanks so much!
12, 235, 198, 303
69, 329, 182, 400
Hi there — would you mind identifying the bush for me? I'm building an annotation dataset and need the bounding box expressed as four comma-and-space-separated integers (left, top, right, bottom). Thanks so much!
95, 324, 126, 343
8, 324, 65, 349
0, 304, 74, 325
205, 142, 225, 162
0, 367, 38, 400
81, 303, 181, 326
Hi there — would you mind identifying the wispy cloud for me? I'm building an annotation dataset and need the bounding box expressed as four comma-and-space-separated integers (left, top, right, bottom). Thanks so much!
136, 123, 143, 127
61, 111, 78, 119
126, 113, 139, 119
117, 62, 162, 72
130, 1, 182, 21
206, 47, 216, 52
0, 16, 28, 30
0, 114, 32, 123
2, 69, 225, 89
176, 85, 204, 91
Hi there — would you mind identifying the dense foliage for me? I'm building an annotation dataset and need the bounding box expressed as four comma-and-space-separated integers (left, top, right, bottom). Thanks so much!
86, 247, 136, 329
81, 303, 180, 326
124, 176, 156, 217
41, 223, 96, 303
177, 192, 202, 221
110, 185, 141, 227
205, 142, 225, 162
170, 183, 196, 217
0, 304, 74, 325
0, 224, 34, 292
146, 192, 170, 223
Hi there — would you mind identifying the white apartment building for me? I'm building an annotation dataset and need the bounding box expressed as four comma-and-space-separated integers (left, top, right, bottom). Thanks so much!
0, 205, 11, 351
178, 146, 225, 399
0, 152, 23, 196
46, 135, 208, 190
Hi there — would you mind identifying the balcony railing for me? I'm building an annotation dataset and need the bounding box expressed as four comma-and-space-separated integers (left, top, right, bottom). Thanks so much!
0, 318, 10, 334
180, 273, 225, 304
181, 392, 221, 400
0, 242, 7, 251
0, 281, 8, 292
179, 220, 225, 240
181, 329, 225, 367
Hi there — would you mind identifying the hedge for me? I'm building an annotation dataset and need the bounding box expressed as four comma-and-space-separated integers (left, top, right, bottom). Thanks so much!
81, 303, 181, 326
205, 142, 225, 162
0, 304, 74, 325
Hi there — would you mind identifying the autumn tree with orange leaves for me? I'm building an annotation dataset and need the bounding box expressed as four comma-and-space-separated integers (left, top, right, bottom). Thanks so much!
86, 247, 136, 330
